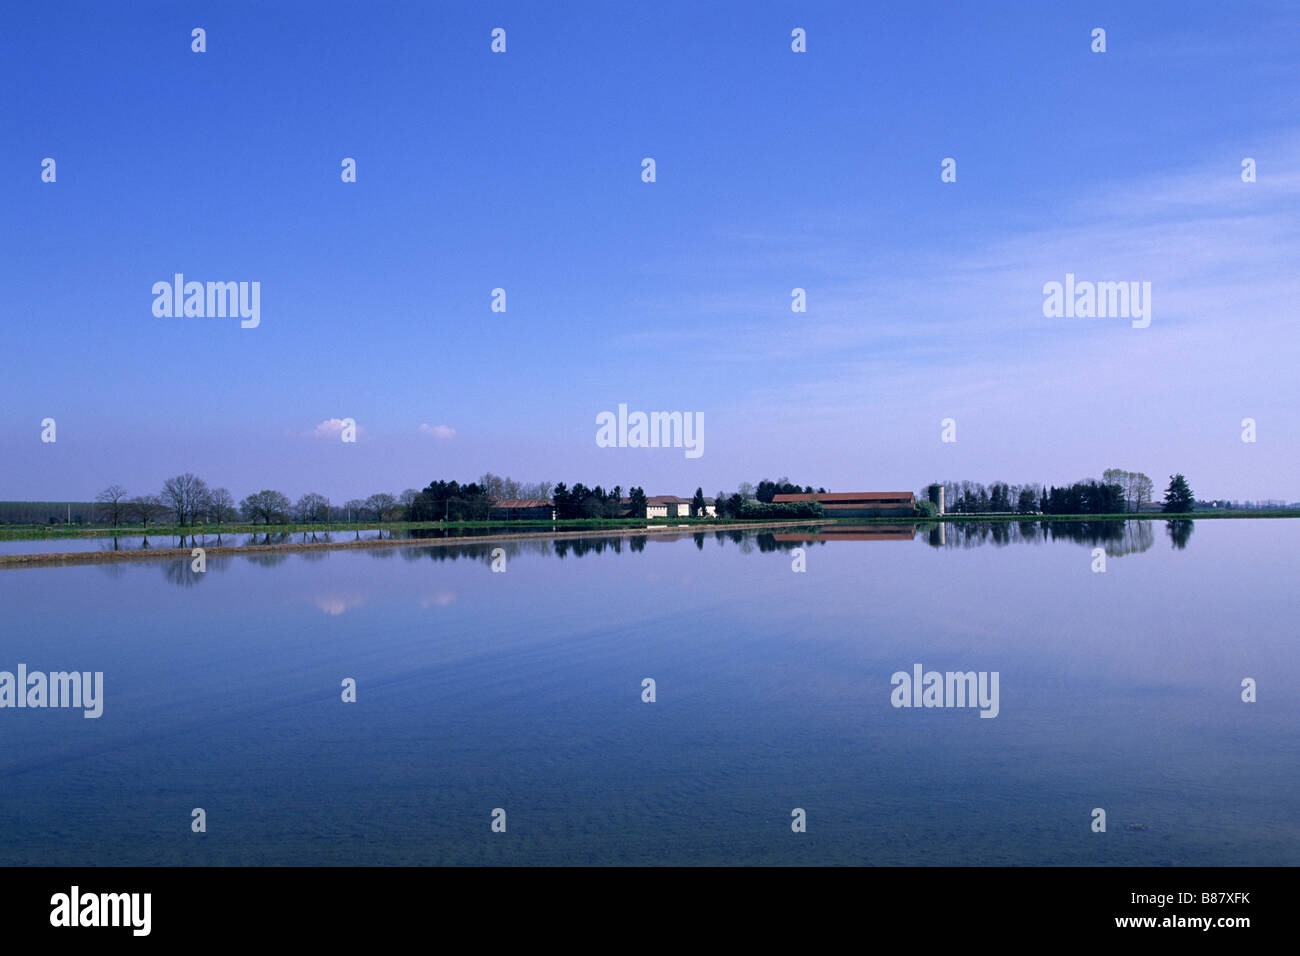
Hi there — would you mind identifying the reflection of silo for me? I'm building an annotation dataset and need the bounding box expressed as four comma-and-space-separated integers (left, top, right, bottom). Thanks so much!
938, 486, 945, 515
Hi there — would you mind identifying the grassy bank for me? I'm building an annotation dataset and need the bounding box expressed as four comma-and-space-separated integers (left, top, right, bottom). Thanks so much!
0, 515, 766, 542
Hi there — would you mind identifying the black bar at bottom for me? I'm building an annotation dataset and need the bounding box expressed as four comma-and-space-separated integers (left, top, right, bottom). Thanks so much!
0, 865, 1279, 943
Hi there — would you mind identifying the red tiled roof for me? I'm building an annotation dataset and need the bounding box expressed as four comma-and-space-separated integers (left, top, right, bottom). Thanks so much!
490, 498, 553, 508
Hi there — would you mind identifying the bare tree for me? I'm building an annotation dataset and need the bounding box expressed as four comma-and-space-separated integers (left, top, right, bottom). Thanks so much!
294, 492, 331, 524
161, 473, 210, 526
365, 492, 399, 521
1134, 473, 1154, 512
127, 495, 165, 528
477, 473, 506, 499
1103, 468, 1129, 512
95, 484, 129, 528
208, 487, 237, 525
240, 490, 291, 525
521, 480, 552, 499
398, 488, 420, 519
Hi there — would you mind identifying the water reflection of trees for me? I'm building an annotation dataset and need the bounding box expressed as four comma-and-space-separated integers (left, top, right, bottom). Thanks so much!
401, 537, 562, 565
755, 533, 805, 552
555, 537, 625, 559
160, 556, 233, 586
923, 520, 1158, 556
1166, 520, 1194, 549
244, 551, 290, 568
162, 559, 204, 588
404, 526, 562, 542
82, 521, 1186, 581
397, 534, 675, 563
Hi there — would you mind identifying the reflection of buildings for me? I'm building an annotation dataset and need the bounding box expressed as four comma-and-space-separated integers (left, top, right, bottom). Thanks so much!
773, 525, 917, 543
772, 491, 915, 517
616, 531, 695, 544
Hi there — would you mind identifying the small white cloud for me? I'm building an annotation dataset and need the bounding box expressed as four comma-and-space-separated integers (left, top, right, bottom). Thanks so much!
418, 423, 456, 439
310, 418, 355, 439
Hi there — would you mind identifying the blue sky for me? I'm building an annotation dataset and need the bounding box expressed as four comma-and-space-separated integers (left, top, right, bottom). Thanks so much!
3, 1, 1298, 503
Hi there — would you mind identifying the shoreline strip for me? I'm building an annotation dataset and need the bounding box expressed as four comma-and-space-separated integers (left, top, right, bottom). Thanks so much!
0, 519, 834, 569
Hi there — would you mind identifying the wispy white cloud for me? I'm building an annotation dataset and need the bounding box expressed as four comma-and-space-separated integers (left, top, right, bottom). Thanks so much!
417, 423, 456, 439
303, 418, 363, 440
611, 131, 1300, 496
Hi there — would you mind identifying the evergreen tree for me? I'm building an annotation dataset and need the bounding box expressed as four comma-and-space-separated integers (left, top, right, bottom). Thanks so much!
1162, 474, 1195, 513
691, 487, 707, 517
627, 486, 647, 519
551, 482, 571, 518
990, 482, 1011, 512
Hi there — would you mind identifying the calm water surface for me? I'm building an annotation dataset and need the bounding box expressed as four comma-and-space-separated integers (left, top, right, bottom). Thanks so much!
0, 520, 1295, 865
0, 525, 552, 555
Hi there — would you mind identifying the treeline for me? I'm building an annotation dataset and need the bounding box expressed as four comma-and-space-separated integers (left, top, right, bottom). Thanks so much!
925, 481, 1043, 515
926, 471, 1195, 515
1041, 481, 1125, 514
551, 484, 646, 519
1201, 498, 1300, 510
92, 472, 829, 527
404, 480, 652, 520
0, 501, 97, 525
407, 481, 493, 522
712, 477, 827, 519
19, 468, 1206, 529
45, 472, 853, 527
735, 500, 824, 519
45, 473, 564, 528
475, 473, 552, 501
755, 479, 827, 502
